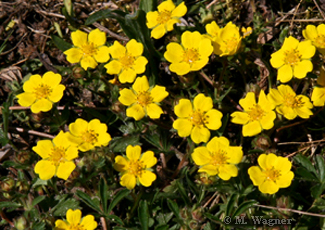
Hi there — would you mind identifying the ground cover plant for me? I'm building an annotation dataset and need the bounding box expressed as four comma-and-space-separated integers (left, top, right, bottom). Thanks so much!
2, 0, 325, 229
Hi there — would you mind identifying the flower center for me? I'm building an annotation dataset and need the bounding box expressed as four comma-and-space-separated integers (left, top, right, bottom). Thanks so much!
33, 84, 52, 99
189, 110, 208, 127
50, 146, 66, 166
68, 223, 86, 230
284, 49, 301, 66
157, 10, 172, 24
211, 150, 229, 167
128, 159, 144, 177
81, 42, 98, 56
247, 104, 265, 121
81, 129, 98, 145
314, 34, 325, 48
137, 91, 153, 106
183, 48, 200, 64
283, 94, 304, 108
120, 53, 135, 69
264, 167, 281, 182
224, 36, 239, 53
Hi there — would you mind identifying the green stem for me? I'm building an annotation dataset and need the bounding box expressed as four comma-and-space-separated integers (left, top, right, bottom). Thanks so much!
129, 187, 144, 219
216, 58, 228, 98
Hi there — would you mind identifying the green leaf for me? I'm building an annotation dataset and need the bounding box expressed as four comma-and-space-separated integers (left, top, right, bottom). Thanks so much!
108, 189, 130, 213
295, 167, 318, 181
139, 200, 149, 230
294, 154, 317, 176
31, 196, 46, 207
52, 198, 80, 216
32, 178, 48, 188
155, 225, 170, 230
31, 221, 46, 230
231, 200, 258, 218
316, 155, 325, 182
85, 9, 126, 25
106, 215, 124, 225
109, 135, 141, 152
76, 190, 102, 213
311, 183, 325, 199
139, 0, 157, 13
225, 193, 238, 217
175, 180, 191, 205
0, 202, 22, 209
0, 126, 9, 146
51, 34, 73, 52
167, 199, 182, 222
204, 213, 223, 225
99, 178, 108, 214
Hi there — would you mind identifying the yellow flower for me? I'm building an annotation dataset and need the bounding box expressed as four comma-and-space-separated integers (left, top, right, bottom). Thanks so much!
164, 31, 213, 75
270, 36, 316, 83
241, 26, 253, 38
206, 21, 242, 56
248, 153, 294, 194
64, 29, 110, 70
303, 24, 325, 55
231, 90, 276, 137
16, 71, 65, 113
146, 0, 187, 39
55, 209, 97, 230
67, 118, 112, 152
104, 39, 148, 83
173, 93, 223, 144
191, 136, 243, 180
312, 67, 325, 106
267, 84, 313, 120
118, 75, 168, 120
114, 145, 157, 190
33, 131, 78, 180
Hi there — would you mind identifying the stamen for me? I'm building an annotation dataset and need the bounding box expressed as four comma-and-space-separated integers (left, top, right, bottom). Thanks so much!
137, 91, 153, 106
157, 10, 172, 24
33, 84, 52, 99
120, 54, 135, 69
283, 49, 301, 66
247, 104, 265, 121
183, 48, 200, 64
81, 130, 99, 145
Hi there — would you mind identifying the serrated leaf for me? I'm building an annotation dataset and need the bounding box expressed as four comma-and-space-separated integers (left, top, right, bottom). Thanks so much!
139, 200, 149, 230
109, 135, 141, 152
106, 214, 124, 225
76, 190, 102, 213
231, 200, 258, 218
108, 189, 130, 213
51, 34, 73, 52
311, 183, 325, 199
99, 178, 108, 214
295, 167, 318, 181
294, 154, 317, 176
52, 198, 80, 216
316, 155, 325, 182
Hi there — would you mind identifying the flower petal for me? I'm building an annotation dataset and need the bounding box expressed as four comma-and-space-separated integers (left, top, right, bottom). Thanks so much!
146, 11, 159, 29
133, 56, 148, 74
150, 86, 169, 102
204, 109, 223, 130
114, 155, 129, 172
312, 87, 325, 106
56, 161, 76, 180
303, 25, 317, 40
164, 43, 184, 63
23, 74, 42, 92
173, 118, 192, 137
64, 48, 83, 63
198, 164, 218, 176
119, 88, 137, 106
80, 56, 97, 70
259, 111, 276, 130
293, 60, 313, 79
174, 99, 193, 117
297, 40, 316, 59
191, 146, 211, 166
34, 160, 56, 180
65, 146, 79, 161
141, 151, 157, 168
132, 75, 149, 93
146, 103, 164, 119
259, 180, 279, 194
239, 92, 256, 111
227, 146, 243, 164
191, 126, 210, 144
158, 0, 175, 12
48, 85, 65, 103
193, 94, 213, 112
69, 118, 88, 136
248, 166, 265, 186
71, 30, 87, 47
126, 39, 144, 57
32, 140, 53, 159
126, 145, 141, 161
119, 68, 137, 83
277, 64, 293, 83
171, 1, 187, 17
139, 170, 156, 187
169, 62, 190, 75
151, 24, 166, 39
31, 98, 52, 113
16, 92, 36, 107
126, 104, 146, 120
55, 220, 68, 229
277, 171, 294, 188
230, 111, 250, 125
109, 41, 126, 59
67, 209, 82, 225
219, 164, 238, 180
80, 215, 98, 230
120, 173, 137, 190
105, 60, 122, 75
270, 50, 285, 69
93, 46, 110, 63
182, 31, 202, 49
198, 38, 213, 57
42, 71, 61, 86
242, 121, 262, 137
88, 28, 106, 47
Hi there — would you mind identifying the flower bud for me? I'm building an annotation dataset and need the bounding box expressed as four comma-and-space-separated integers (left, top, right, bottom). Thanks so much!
1, 178, 15, 191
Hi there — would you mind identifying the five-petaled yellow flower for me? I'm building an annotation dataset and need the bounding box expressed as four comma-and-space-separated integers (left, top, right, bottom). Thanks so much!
33, 131, 78, 180
248, 153, 294, 194
303, 24, 325, 55
164, 31, 213, 75
206, 21, 242, 56
67, 118, 112, 152
16, 71, 65, 113
118, 75, 169, 120
267, 84, 313, 120
231, 90, 276, 137
270, 36, 315, 83
191, 136, 243, 180
114, 145, 157, 190
55, 209, 97, 230
146, 0, 187, 39
173, 93, 223, 144
312, 66, 325, 106
104, 39, 148, 83
64, 29, 110, 70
